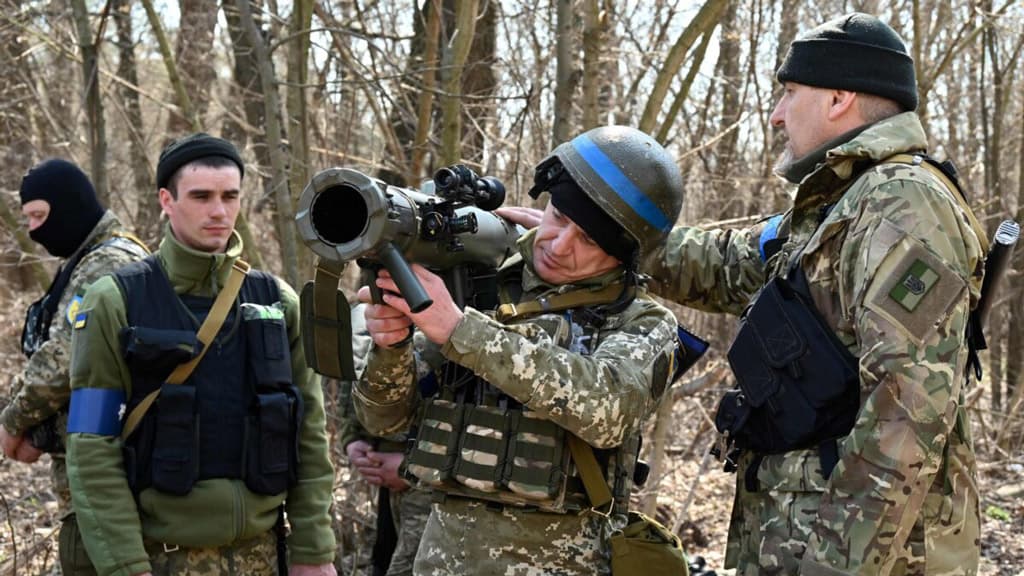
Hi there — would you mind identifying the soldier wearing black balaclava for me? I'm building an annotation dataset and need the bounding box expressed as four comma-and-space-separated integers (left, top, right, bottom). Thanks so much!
1, 158, 150, 576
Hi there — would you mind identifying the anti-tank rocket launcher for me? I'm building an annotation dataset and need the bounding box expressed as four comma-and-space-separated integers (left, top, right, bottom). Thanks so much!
294, 165, 522, 380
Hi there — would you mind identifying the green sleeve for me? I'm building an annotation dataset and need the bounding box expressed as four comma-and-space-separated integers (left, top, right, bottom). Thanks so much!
66, 276, 152, 576
278, 279, 337, 565
643, 223, 767, 316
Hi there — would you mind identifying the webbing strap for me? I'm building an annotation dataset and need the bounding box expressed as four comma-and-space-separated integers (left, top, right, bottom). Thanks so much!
454, 460, 499, 482
312, 262, 354, 380
461, 433, 504, 455
495, 283, 630, 322
566, 434, 613, 513
408, 450, 450, 471
885, 154, 990, 255
506, 464, 556, 486
120, 260, 250, 440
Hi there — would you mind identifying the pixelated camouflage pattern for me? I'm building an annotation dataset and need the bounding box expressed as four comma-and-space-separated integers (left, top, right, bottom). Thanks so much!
342, 304, 430, 576
413, 498, 624, 576
1, 211, 147, 513
144, 530, 277, 575
355, 235, 680, 574
647, 112, 984, 575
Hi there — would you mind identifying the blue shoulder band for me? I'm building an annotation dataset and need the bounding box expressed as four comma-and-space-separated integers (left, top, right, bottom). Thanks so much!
758, 214, 784, 262
68, 388, 126, 436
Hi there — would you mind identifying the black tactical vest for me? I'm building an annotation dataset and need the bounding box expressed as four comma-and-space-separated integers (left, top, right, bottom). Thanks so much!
114, 256, 303, 497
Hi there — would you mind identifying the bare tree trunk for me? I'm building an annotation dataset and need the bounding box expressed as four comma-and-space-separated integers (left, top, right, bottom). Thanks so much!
439, 0, 478, 164
69, 0, 110, 205
410, 0, 442, 182
712, 0, 740, 184
168, 0, 218, 134
656, 29, 713, 144
639, 0, 727, 135
460, 0, 497, 169
113, 0, 158, 245
0, 3, 48, 292
140, 0, 201, 132
581, 0, 607, 130
552, 0, 576, 144
287, 0, 315, 278
237, 0, 299, 287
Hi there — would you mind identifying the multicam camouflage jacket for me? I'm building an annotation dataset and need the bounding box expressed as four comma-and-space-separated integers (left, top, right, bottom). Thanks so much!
1, 211, 148, 440
645, 111, 984, 575
354, 230, 681, 574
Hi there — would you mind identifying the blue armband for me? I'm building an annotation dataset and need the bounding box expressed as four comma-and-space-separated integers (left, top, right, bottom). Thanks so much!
68, 388, 126, 436
759, 214, 784, 262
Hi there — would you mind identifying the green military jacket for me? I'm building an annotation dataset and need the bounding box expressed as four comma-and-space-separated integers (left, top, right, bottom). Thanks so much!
646, 112, 984, 575
66, 227, 337, 576
353, 230, 681, 574
2, 211, 147, 440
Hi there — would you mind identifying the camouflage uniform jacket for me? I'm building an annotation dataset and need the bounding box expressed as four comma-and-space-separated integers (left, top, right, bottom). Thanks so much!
645, 111, 984, 575
66, 228, 337, 576
354, 230, 680, 574
1, 211, 147, 439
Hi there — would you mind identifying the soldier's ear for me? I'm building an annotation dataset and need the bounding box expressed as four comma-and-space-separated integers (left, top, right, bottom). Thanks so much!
828, 90, 858, 120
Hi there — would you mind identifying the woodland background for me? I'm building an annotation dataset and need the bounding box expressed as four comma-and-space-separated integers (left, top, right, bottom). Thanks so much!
1, 0, 1023, 573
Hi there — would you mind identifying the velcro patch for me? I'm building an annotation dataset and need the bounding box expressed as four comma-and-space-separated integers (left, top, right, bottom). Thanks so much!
889, 259, 939, 312
866, 230, 965, 344
73, 311, 88, 330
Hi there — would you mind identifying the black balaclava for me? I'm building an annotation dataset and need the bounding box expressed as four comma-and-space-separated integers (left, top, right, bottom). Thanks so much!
547, 170, 637, 269
19, 159, 105, 258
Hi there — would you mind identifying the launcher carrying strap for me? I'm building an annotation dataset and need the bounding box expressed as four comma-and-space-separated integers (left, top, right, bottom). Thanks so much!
300, 260, 357, 381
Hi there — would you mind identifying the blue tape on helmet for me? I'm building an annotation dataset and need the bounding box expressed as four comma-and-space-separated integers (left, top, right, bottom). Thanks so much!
68, 388, 126, 436
759, 214, 784, 262
571, 134, 672, 232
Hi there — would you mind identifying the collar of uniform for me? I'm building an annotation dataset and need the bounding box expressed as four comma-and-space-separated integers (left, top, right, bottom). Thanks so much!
514, 227, 626, 297
157, 223, 244, 296
791, 112, 928, 211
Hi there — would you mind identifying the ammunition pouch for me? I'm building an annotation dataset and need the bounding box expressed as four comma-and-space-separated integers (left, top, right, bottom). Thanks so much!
123, 327, 199, 375
405, 397, 592, 513
716, 269, 859, 477
149, 383, 199, 496
244, 309, 303, 496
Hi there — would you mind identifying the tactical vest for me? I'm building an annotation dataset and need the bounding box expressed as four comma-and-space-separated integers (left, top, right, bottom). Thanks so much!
114, 256, 303, 497
403, 266, 644, 514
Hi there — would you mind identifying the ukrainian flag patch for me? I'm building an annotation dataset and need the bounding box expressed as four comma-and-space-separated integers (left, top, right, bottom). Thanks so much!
73, 311, 88, 330
66, 295, 84, 326
889, 259, 938, 312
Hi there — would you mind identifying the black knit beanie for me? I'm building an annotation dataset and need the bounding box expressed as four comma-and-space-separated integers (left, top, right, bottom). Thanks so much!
156, 132, 244, 190
548, 171, 637, 268
19, 159, 105, 258
777, 13, 918, 111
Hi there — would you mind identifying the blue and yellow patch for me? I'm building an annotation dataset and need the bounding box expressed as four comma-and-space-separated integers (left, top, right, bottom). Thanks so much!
66, 295, 84, 326
73, 311, 88, 330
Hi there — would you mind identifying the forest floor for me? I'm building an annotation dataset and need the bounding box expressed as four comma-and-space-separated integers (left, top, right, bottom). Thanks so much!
1, 288, 1023, 574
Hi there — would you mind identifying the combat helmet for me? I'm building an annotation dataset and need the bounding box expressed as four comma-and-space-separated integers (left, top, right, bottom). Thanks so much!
530, 126, 683, 268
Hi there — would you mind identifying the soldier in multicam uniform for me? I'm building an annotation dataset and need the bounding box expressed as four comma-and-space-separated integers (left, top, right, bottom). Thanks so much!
0, 159, 149, 576
64, 134, 337, 576
354, 126, 688, 574
641, 13, 984, 576
340, 303, 430, 576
